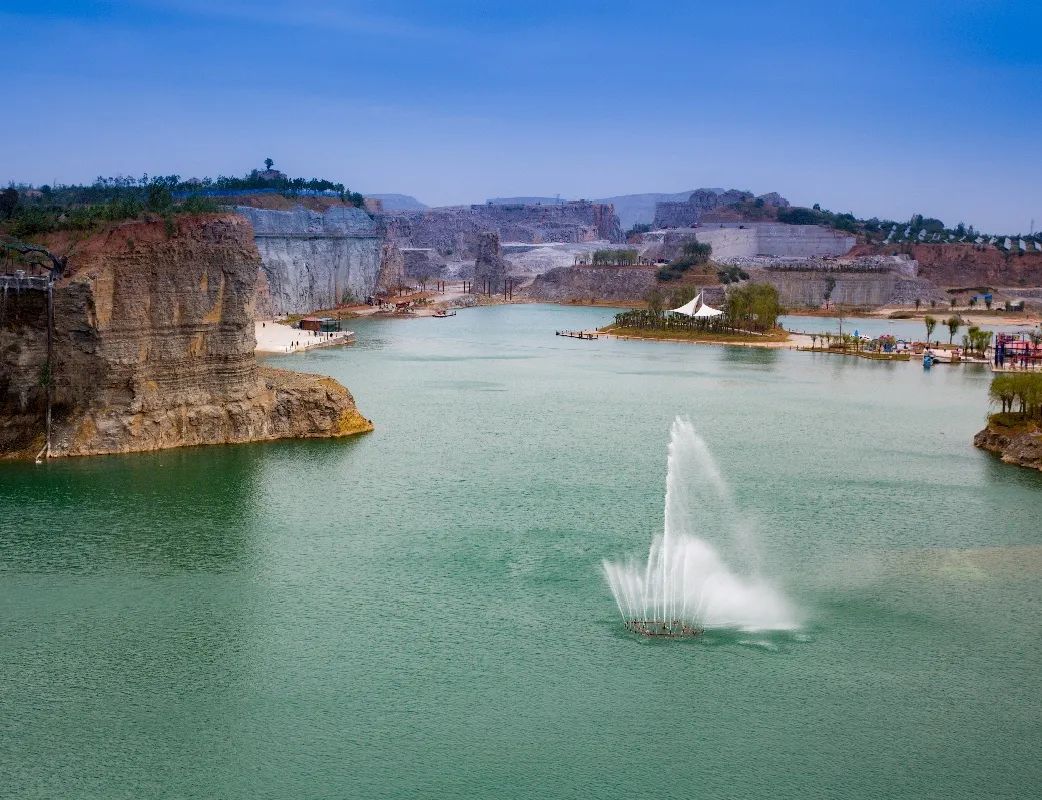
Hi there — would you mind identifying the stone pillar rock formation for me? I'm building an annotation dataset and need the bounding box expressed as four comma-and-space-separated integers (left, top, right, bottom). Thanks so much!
471, 232, 509, 293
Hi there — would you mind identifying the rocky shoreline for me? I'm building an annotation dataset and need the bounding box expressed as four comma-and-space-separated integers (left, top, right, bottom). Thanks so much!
974, 418, 1042, 472
0, 214, 371, 459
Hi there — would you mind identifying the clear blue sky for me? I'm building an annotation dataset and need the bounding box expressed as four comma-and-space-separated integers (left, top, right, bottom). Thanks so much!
4, 0, 1040, 232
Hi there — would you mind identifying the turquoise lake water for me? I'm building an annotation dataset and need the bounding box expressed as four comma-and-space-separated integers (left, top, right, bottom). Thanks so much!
2, 304, 1041, 799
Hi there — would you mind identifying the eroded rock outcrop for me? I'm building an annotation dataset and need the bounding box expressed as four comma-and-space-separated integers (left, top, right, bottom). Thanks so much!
0, 214, 371, 458
974, 419, 1042, 472
236, 205, 382, 314
377, 242, 405, 291
472, 232, 509, 293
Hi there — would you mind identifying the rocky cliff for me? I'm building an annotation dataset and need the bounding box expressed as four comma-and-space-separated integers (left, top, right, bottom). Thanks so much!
472, 232, 509, 292
974, 418, 1042, 472
236, 205, 382, 314
523, 266, 657, 303
640, 223, 854, 261
380, 200, 622, 258
653, 190, 790, 229
850, 242, 1042, 289
0, 215, 371, 458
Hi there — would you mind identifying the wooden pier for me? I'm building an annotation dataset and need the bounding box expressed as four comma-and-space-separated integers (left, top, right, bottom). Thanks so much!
555, 329, 601, 340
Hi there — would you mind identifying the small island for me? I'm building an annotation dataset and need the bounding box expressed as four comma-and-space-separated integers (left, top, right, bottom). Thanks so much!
975, 373, 1042, 471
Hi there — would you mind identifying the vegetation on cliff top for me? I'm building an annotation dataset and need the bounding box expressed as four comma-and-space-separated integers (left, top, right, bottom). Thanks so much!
657, 241, 712, 281
988, 373, 1042, 419
1, 161, 366, 239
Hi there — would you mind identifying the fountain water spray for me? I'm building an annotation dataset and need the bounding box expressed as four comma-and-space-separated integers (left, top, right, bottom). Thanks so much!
603, 418, 798, 635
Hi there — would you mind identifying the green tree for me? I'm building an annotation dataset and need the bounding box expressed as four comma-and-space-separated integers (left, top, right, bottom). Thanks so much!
645, 287, 664, 316
264, 158, 274, 170
146, 181, 173, 212
946, 315, 962, 345
726, 283, 782, 332
0, 188, 18, 219
924, 315, 937, 343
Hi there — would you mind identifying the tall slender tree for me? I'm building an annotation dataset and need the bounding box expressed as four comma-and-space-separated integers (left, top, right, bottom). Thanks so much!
924, 315, 937, 343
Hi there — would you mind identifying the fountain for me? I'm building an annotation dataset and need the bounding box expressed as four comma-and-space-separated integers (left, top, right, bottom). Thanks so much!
603, 418, 798, 636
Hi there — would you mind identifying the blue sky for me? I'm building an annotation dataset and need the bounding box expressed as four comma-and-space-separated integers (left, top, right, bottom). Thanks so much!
3, 0, 1040, 232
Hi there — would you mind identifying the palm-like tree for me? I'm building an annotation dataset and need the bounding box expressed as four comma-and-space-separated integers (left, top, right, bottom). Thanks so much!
946, 315, 962, 345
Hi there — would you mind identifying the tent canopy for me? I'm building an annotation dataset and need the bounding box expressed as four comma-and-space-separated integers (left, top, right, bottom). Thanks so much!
670, 292, 723, 318
669, 293, 701, 316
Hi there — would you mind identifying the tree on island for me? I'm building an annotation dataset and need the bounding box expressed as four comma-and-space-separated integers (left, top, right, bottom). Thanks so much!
946, 315, 962, 345
924, 315, 937, 344
726, 282, 782, 332
645, 287, 664, 316
264, 158, 274, 170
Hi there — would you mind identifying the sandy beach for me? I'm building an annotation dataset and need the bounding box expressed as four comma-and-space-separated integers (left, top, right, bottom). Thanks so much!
255, 321, 355, 354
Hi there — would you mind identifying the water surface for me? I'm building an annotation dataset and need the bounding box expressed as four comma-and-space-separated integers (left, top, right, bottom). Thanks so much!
3, 304, 1041, 799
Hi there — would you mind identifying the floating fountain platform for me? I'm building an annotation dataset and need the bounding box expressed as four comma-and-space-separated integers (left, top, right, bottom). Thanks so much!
625, 619, 704, 638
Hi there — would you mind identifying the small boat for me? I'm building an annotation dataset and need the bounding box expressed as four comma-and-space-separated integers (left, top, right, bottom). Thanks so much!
432, 309, 457, 318
923, 352, 934, 368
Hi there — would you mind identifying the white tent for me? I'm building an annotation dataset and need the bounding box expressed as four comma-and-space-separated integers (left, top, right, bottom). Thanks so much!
670, 292, 723, 318
670, 293, 701, 316
692, 302, 723, 318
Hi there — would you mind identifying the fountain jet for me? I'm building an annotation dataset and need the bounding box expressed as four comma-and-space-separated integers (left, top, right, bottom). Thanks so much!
603, 418, 798, 636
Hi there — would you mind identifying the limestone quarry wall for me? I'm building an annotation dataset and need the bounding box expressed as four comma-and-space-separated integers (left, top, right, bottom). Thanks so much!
753, 224, 855, 257
752, 268, 898, 308
380, 201, 622, 258
0, 215, 370, 458
523, 266, 656, 303
236, 205, 382, 314
642, 223, 854, 261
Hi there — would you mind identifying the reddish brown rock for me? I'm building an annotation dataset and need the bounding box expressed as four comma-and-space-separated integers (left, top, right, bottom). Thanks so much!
0, 214, 371, 458
851, 242, 1042, 288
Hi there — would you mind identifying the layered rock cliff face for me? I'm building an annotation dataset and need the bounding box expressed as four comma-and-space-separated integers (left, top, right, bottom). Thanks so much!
0, 215, 371, 458
974, 419, 1042, 472
236, 205, 382, 314
640, 224, 854, 261
380, 201, 622, 258
850, 243, 1042, 288
523, 266, 657, 303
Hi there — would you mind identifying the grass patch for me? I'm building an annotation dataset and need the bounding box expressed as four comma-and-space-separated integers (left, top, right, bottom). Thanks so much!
987, 413, 1042, 434
603, 325, 789, 344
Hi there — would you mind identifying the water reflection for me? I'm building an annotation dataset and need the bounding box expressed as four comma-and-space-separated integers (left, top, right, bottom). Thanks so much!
0, 439, 365, 575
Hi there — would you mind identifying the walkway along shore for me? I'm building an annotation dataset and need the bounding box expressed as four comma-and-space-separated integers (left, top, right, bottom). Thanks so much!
255, 321, 354, 354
